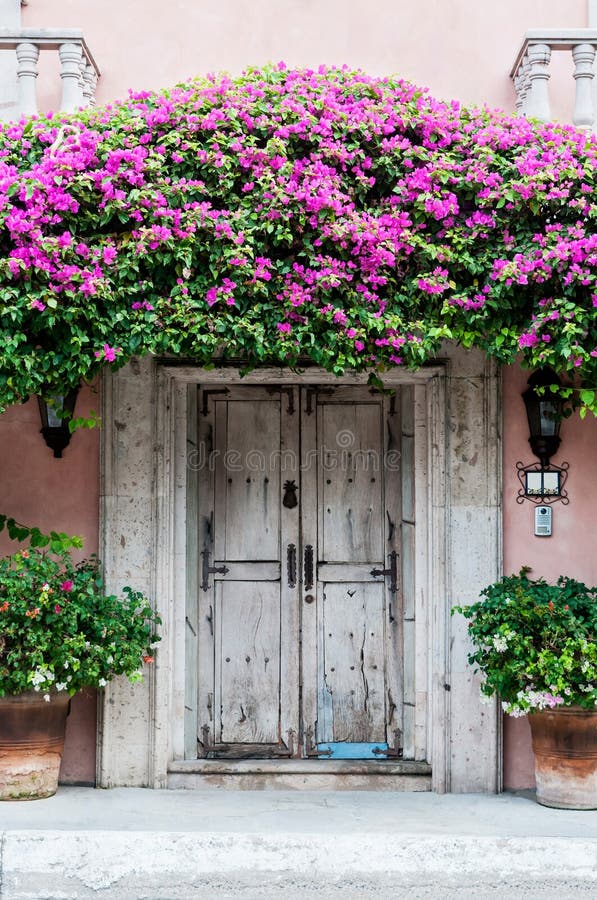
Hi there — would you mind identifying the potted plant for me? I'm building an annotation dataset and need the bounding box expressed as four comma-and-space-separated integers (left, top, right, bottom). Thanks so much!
0, 531, 160, 801
453, 567, 597, 809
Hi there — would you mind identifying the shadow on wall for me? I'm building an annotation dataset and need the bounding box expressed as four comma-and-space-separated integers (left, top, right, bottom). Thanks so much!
61, 689, 97, 785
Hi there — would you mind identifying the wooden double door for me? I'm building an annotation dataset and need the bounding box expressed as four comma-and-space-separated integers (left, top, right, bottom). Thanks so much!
196, 384, 403, 760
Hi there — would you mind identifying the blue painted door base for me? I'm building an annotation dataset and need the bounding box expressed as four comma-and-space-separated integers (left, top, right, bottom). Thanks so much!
316, 742, 389, 760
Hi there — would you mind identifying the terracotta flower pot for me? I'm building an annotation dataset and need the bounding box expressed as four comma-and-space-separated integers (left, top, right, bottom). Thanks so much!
529, 706, 597, 809
0, 691, 71, 801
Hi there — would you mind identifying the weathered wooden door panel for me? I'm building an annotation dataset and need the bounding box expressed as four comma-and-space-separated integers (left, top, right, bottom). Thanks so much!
216, 580, 281, 744
215, 399, 281, 561
319, 401, 384, 563
302, 386, 403, 759
197, 385, 299, 758
317, 581, 386, 743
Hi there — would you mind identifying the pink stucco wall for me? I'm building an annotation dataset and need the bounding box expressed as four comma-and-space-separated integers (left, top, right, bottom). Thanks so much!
0, 0, 593, 788
502, 365, 597, 789
0, 388, 99, 559
0, 388, 99, 784
25, 0, 586, 119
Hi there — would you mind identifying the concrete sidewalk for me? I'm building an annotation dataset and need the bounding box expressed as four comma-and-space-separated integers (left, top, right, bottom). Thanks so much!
1, 788, 597, 898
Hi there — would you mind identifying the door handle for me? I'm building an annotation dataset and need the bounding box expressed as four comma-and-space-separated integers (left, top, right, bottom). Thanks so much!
287, 543, 297, 588
304, 544, 314, 591
370, 551, 398, 594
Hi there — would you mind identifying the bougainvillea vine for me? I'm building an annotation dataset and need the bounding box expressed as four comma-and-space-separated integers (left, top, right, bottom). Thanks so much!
0, 64, 596, 411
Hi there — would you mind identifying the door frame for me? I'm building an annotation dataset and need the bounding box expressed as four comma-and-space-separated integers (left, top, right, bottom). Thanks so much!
98, 350, 502, 793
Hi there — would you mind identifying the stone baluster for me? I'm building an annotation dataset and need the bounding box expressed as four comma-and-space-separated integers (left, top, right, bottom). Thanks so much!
521, 57, 532, 114
78, 55, 87, 107
525, 42, 552, 122
514, 69, 525, 114
82, 64, 98, 107
15, 42, 39, 116
572, 43, 596, 129
58, 41, 84, 112
515, 55, 531, 115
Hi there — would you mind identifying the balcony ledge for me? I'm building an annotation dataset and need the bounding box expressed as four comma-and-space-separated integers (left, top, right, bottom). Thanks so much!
511, 28, 597, 77
0, 27, 99, 75
511, 28, 597, 129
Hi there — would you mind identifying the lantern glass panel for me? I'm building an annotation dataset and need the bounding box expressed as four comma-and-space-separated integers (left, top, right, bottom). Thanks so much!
543, 471, 560, 495
538, 399, 559, 437
525, 471, 543, 495
46, 396, 65, 428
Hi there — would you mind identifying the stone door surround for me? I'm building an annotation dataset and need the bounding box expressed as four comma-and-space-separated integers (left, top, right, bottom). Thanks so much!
98, 348, 501, 793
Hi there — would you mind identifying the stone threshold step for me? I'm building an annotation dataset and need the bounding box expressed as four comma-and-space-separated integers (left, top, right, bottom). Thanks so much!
168, 758, 432, 775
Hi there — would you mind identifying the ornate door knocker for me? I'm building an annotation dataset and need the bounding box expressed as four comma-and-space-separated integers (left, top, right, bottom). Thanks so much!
282, 480, 298, 509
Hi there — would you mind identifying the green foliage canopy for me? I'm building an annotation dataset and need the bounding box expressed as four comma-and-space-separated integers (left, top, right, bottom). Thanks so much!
0, 65, 596, 410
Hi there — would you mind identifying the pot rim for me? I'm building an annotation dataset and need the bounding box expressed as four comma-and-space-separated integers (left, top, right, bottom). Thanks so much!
0, 689, 72, 706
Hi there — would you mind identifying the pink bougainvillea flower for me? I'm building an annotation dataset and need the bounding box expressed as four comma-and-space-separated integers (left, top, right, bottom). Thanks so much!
102, 245, 117, 265
95, 343, 120, 363
60, 580, 74, 592
518, 333, 539, 349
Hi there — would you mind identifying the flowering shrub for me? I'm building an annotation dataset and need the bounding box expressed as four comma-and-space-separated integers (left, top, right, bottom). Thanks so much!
453, 569, 597, 715
0, 548, 160, 697
0, 65, 596, 411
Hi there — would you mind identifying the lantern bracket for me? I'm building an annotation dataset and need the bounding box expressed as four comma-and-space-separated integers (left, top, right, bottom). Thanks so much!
516, 460, 569, 505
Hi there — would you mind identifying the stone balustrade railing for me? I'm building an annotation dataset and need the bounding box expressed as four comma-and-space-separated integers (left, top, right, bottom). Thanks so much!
0, 28, 99, 117
511, 29, 597, 129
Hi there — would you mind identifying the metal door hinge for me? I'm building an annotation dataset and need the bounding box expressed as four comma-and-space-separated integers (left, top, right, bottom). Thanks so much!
372, 729, 403, 758
305, 726, 326, 757
305, 386, 334, 415
370, 550, 398, 594
201, 388, 229, 416
266, 385, 295, 415
201, 549, 229, 591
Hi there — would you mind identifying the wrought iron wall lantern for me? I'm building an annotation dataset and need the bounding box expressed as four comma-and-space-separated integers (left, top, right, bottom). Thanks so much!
37, 389, 79, 458
516, 368, 569, 505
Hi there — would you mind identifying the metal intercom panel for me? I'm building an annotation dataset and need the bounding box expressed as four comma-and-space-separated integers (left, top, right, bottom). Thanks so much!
534, 506, 552, 537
